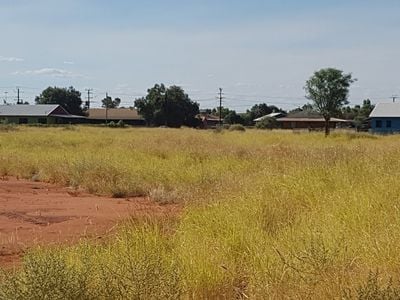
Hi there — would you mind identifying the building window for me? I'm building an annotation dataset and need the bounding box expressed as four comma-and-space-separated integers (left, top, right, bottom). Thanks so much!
19, 118, 28, 124
376, 120, 382, 128
386, 120, 392, 128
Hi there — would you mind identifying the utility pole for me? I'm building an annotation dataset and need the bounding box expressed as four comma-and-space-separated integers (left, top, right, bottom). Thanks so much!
85, 88, 93, 110
15, 87, 22, 104
218, 88, 224, 127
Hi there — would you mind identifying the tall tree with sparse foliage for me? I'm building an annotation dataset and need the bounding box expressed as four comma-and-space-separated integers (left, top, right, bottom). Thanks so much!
305, 68, 355, 136
35, 86, 83, 115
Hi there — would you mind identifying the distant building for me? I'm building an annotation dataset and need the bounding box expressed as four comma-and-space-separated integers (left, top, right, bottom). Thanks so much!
253, 112, 286, 123
276, 110, 350, 130
0, 104, 85, 124
196, 114, 222, 129
87, 108, 145, 125
369, 103, 400, 133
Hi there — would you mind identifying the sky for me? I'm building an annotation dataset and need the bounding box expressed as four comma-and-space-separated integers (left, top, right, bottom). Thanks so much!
0, 0, 400, 111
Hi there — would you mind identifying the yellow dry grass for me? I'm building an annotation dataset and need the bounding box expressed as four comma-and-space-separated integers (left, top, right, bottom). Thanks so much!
1, 126, 399, 299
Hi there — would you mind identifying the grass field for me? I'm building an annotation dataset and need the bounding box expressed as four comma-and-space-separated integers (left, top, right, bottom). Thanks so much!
1, 126, 400, 299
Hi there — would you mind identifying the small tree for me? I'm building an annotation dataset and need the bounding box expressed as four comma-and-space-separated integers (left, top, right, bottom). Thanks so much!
305, 68, 355, 136
102, 96, 121, 109
223, 110, 245, 125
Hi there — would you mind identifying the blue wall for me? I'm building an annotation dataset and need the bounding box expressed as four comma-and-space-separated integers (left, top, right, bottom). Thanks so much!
370, 117, 400, 133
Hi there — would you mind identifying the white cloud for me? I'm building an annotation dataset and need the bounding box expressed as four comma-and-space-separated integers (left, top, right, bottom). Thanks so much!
14, 68, 84, 78
63, 61, 75, 65
0, 56, 24, 62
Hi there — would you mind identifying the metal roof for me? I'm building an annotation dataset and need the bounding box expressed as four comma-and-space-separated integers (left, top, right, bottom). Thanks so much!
277, 117, 349, 122
254, 112, 285, 122
0, 104, 61, 117
369, 103, 400, 118
87, 108, 143, 120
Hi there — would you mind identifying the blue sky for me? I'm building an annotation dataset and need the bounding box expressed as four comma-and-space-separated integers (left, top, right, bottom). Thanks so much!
1, 0, 399, 111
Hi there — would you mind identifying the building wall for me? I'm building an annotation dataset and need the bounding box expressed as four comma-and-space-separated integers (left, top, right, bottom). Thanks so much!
280, 121, 339, 130
370, 117, 400, 133
85, 118, 146, 126
0, 116, 57, 124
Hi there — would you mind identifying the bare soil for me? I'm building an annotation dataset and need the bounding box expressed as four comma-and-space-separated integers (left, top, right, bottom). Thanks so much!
0, 177, 179, 268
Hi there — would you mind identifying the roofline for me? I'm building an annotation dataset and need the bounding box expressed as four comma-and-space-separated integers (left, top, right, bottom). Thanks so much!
48, 105, 69, 116
277, 118, 350, 122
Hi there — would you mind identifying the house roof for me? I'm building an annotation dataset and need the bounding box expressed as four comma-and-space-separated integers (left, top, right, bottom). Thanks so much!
254, 112, 285, 122
275, 110, 350, 123
87, 108, 143, 120
0, 104, 65, 117
277, 117, 349, 123
196, 114, 222, 121
369, 103, 400, 118
286, 110, 323, 119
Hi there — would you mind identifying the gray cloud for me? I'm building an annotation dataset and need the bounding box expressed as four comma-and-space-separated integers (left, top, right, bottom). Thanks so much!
14, 68, 84, 78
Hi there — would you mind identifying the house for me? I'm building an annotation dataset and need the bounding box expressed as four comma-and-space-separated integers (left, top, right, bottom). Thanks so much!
253, 112, 286, 123
196, 114, 222, 129
86, 108, 145, 125
276, 110, 350, 130
369, 102, 400, 133
0, 104, 85, 124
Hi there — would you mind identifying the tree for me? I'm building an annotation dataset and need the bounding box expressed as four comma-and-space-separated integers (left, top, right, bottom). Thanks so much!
341, 99, 374, 130
305, 68, 355, 136
35, 86, 83, 115
223, 110, 245, 125
243, 103, 286, 125
102, 96, 121, 108
211, 106, 231, 119
134, 84, 199, 128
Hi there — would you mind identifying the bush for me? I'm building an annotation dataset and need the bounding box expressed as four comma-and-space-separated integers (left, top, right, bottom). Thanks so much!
0, 123, 18, 132
229, 124, 246, 132
255, 117, 278, 129
107, 120, 126, 128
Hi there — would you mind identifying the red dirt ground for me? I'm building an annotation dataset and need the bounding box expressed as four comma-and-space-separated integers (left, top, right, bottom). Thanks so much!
0, 177, 179, 268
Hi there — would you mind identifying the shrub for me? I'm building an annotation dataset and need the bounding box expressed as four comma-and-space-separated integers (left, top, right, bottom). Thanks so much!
117, 120, 125, 127
255, 117, 278, 129
149, 186, 178, 204
108, 121, 117, 127
229, 124, 246, 132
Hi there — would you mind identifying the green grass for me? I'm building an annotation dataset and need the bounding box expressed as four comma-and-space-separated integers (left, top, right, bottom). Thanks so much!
1, 126, 400, 298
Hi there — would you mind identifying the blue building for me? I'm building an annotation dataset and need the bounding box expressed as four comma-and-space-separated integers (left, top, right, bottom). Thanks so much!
369, 103, 400, 133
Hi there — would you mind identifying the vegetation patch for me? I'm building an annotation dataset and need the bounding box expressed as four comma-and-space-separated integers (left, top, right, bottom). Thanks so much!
1, 127, 400, 298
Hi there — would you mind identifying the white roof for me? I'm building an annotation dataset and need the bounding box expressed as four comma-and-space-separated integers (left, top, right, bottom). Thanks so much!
370, 103, 400, 118
0, 104, 61, 117
254, 112, 284, 122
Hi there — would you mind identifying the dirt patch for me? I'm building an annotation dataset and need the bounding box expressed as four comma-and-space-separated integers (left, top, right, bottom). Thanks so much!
0, 177, 180, 268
